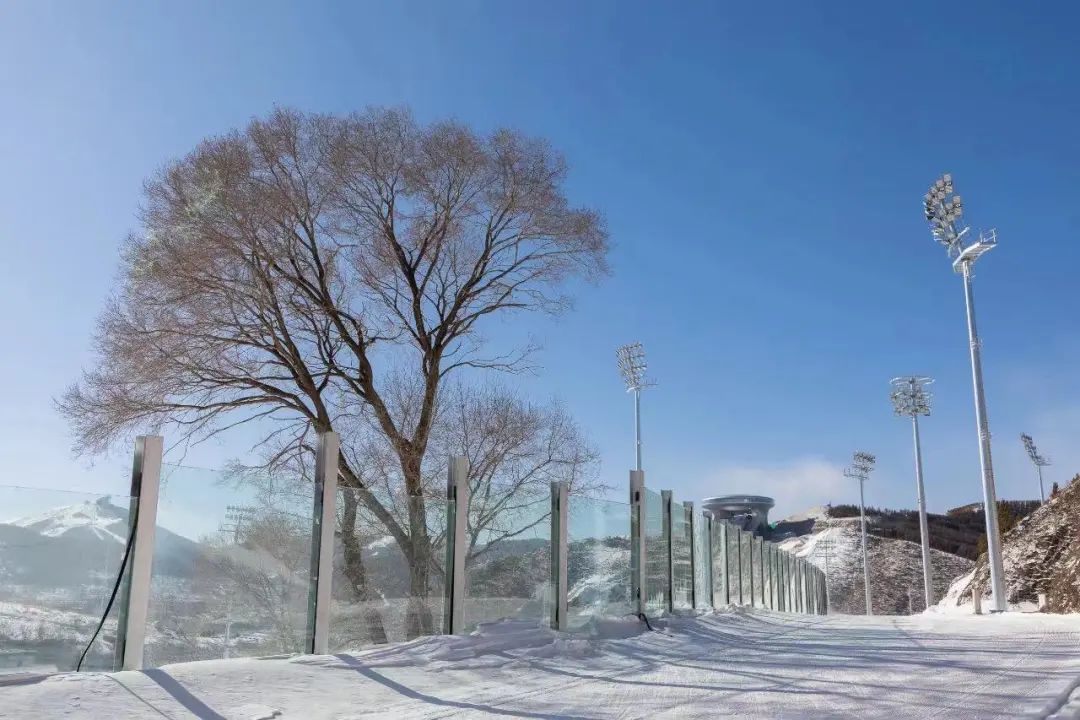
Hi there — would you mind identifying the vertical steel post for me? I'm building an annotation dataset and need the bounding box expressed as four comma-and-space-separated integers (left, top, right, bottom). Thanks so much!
770, 545, 778, 610
634, 388, 642, 471
859, 476, 872, 616
306, 431, 339, 655
960, 260, 1007, 612
756, 539, 764, 608
630, 470, 646, 616
685, 502, 696, 609
662, 490, 674, 612
705, 513, 715, 609
719, 522, 730, 605
114, 435, 163, 671
912, 413, 934, 610
443, 456, 470, 634
630, 470, 643, 617
550, 481, 568, 630
735, 528, 744, 605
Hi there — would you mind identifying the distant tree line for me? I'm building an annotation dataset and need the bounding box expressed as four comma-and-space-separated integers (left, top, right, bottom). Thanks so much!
825, 500, 1041, 560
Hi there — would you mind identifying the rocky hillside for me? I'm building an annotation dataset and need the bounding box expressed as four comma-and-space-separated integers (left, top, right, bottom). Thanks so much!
778, 511, 974, 615
939, 474, 1080, 612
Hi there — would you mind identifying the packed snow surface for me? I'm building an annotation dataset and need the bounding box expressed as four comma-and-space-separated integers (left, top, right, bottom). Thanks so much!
4, 608, 1080, 719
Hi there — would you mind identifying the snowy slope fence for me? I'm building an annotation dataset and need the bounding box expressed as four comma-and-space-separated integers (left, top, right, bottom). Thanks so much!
622, 474, 820, 621
1, 434, 827, 677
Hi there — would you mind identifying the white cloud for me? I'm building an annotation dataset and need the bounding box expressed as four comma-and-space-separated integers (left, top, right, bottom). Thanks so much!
692, 457, 848, 521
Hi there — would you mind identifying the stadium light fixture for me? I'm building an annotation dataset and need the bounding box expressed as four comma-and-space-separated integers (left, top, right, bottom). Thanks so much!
844, 451, 876, 615
890, 376, 935, 610
616, 342, 652, 471
923, 172, 1006, 613
1020, 433, 1051, 503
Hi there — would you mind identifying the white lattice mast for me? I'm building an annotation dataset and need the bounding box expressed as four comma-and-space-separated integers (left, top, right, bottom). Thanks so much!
924, 172, 1006, 612
616, 342, 652, 471
844, 451, 876, 616
890, 376, 935, 610
1020, 433, 1051, 503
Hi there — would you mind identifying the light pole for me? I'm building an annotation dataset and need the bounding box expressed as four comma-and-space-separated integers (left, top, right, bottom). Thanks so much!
818, 535, 834, 612
890, 376, 935, 610
1020, 433, 1051, 504
844, 451, 876, 615
924, 172, 1007, 612
616, 342, 651, 471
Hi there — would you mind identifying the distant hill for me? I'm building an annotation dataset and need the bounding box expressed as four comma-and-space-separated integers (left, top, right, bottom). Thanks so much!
820, 500, 1040, 561
0, 497, 200, 590
778, 517, 973, 615
939, 475, 1080, 612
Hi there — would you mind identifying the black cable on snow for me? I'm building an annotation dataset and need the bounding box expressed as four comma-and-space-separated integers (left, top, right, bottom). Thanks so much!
76, 502, 139, 672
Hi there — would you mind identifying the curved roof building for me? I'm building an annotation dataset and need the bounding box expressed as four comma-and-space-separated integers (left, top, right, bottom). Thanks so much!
702, 495, 775, 534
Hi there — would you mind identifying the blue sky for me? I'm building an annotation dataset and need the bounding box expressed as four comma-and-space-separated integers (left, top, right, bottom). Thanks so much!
2, 0, 1079, 525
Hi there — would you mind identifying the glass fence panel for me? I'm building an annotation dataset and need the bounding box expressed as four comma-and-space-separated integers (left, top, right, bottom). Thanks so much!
670, 509, 692, 610
765, 544, 775, 609
0, 485, 136, 674
463, 496, 551, 631
643, 489, 667, 613
144, 464, 314, 667
330, 489, 446, 650
693, 515, 710, 610
756, 539, 764, 608
727, 524, 741, 604
711, 523, 727, 607
566, 496, 631, 628
740, 531, 753, 606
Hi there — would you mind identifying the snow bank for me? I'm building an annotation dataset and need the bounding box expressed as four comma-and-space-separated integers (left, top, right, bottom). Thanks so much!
5, 609, 1080, 719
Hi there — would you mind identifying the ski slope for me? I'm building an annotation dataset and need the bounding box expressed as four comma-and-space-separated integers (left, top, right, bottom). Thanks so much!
3, 609, 1080, 719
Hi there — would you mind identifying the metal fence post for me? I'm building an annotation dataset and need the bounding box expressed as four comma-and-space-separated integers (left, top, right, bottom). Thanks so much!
629, 470, 646, 616
719, 522, 730, 605
765, 543, 773, 610
782, 551, 789, 611
797, 558, 803, 613
772, 546, 779, 610
756, 537, 765, 607
786, 555, 793, 611
306, 431, 340, 655
704, 512, 714, 609
662, 490, 674, 613
550, 481, 568, 630
113, 435, 163, 671
443, 456, 470, 635
747, 532, 756, 607
684, 501, 696, 609
736, 528, 744, 605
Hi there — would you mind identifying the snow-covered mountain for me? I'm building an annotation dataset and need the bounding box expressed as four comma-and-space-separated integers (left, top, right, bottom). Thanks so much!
938, 474, 1080, 612
778, 512, 973, 615
0, 497, 200, 587
9, 498, 130, 541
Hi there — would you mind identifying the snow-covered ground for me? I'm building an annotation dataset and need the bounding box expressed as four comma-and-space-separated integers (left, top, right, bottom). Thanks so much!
4, 608, 1080, 719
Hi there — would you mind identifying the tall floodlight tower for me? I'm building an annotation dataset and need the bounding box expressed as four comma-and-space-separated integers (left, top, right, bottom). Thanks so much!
890, 376, 935, 609
1020, 433, 1051, 503
616, 342, 651, 471
844, 451, 876, 615
924, 172, 1006, 612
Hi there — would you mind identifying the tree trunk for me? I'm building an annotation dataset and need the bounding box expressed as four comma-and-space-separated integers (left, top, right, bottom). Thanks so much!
404, 491, 436, 639
340, 490, 389, 645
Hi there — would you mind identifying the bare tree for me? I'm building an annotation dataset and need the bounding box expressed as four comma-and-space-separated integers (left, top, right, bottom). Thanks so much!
60, 107, 608, 637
